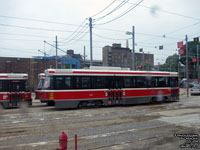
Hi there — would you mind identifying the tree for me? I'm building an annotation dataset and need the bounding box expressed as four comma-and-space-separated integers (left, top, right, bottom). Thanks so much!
159, 54, 179, 72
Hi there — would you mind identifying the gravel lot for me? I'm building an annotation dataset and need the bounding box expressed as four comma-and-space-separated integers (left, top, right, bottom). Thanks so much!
0, 88, 200, 150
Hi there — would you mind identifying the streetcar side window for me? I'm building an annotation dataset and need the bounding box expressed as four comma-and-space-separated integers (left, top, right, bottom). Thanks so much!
64, 77, 71, 89
156, 77, 169, 87
149, 77, 156, 88
124, 77, 132, 88
81, 77, 91, 89
135, 77, 146, 88
92, 76, 106, 89
75, 76, 81, 89
0, 81, 3, 92
54, 76, 64, 89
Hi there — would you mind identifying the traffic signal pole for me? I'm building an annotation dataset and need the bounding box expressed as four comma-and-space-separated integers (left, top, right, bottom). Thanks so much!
197, 44, 200, 83
186, 35, 189, 98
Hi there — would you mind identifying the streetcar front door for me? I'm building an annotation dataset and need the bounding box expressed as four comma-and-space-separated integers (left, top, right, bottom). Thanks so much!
8, 80, 23, 107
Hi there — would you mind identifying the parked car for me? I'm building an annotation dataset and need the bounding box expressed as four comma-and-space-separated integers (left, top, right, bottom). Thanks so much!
189, 81, 199, 88
180, 79, 199, 88
180, 78, 187, 88
191, 86, 200, 95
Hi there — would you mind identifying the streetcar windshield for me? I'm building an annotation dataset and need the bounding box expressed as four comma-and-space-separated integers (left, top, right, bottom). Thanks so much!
0, 80, 30, 92
37, 79, 45, 90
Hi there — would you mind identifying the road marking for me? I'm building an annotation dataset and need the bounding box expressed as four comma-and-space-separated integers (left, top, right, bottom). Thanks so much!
9, 116, 17, 119
84, 114, 93, 117
158, 114, 200, 124
12, 121, 25, 124
158, 108, 200, 117
82, 129, 136, 140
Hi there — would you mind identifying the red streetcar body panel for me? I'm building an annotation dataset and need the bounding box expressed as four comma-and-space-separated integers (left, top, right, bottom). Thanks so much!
40, 69, 179, 109
35, 90, 42, 99
0, 93, 9, 101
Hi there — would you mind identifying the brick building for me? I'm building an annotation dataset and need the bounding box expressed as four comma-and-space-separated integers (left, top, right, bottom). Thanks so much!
103, 44, 132, 68
0, 56, 80, 91
102, 43, 154, 70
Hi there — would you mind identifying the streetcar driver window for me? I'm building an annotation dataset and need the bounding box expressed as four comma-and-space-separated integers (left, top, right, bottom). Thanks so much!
54, 77, 64, 89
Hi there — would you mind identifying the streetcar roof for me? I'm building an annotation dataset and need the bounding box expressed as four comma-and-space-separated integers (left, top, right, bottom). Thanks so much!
38, 73, 46, 79
44, 69, 178, 77
0, 73, 28, 79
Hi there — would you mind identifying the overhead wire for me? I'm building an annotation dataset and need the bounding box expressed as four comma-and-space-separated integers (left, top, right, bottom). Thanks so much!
61, 25, 89, 45
116, 0, 200, 21
61, 19, 87, 43
0, 32, 60, 39
95, 0, 144, 26
0, 15, 81, 27
61, 29, 89, 48
93, 33, 131, 40
0, 47, 37, 54
94, 0, 130, 22
0, 38, 43, 42
91, 0, 118, 18
0, 23, 87, 33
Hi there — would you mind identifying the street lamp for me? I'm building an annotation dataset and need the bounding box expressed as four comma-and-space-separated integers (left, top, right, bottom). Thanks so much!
126, 26, 135, 70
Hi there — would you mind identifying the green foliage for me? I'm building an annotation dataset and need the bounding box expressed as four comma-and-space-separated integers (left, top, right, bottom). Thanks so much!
159, 54, 179, 72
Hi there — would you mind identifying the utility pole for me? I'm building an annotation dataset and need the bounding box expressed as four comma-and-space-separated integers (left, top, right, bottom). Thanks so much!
142, 51, 144, 70
186, 35, 189, 97
132, 26, 135, 70
89, 17, 93, 66
178, 55, 180, 75
56, 36, 58, 69
84, 46, 86, 66
125, 26, 135, 70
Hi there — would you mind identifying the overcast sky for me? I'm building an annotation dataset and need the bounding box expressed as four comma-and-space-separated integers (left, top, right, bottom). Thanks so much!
0, 0, 200, 65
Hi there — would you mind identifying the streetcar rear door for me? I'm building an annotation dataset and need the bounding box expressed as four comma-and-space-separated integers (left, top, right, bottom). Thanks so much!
107, 76, 123, 105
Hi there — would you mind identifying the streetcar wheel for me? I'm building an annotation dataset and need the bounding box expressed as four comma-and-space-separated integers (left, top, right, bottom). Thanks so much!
47, 101, 55, 106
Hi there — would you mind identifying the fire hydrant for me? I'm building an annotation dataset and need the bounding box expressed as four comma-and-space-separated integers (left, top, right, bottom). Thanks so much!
59, 132, 68, 150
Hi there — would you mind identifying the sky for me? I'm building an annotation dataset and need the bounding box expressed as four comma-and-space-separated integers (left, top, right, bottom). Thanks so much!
0, 0, 200, 65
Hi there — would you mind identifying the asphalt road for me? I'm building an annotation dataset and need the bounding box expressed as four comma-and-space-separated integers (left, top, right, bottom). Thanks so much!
0, 89, 200, 150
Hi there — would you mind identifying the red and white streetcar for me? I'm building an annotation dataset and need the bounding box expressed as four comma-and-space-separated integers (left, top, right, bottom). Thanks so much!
35, 73, 46, 99
0, 73, 32, 108
40, 68, 179, 109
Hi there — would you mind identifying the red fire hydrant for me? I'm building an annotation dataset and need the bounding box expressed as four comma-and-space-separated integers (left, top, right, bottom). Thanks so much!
59, 132, 68, 150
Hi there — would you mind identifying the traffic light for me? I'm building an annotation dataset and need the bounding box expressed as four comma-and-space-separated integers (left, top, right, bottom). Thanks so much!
139, 48, 143, 52
194, 37, 199, 43
159, 45, 163, 50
